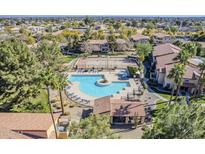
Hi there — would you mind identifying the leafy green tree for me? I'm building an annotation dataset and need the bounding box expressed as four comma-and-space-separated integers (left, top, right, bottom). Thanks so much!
11, 100, 49, 113
19, 28, 29, 35
82, 28, 91, 41
142, 102, 205, 139
173, 40, 184, 48
113, 21, 122, 30
83, 17, 93, 26
142, 28, 153, 36
0, 39, 40, 110
183, 42, 197, 57
62, 30, 80, 50
165, 26, 178, 35
135, 42, 152, 62
69, 114, 119, 139
195, 43, 204, 57
107, 33, 117, 53
91, 30, 105, 40
146, 22, 155, 29
25, 36, 35, 45
167, 64, 185, 102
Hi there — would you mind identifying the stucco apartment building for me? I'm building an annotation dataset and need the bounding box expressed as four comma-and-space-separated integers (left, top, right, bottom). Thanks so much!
0, 113, 59, 139
151, 43, 202, 94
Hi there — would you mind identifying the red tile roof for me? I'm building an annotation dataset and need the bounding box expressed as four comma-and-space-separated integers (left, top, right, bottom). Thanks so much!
93, 96, 110, 114
0, 127, 31, 139
153, 43, 181, 57
0, 113, 59, 131
156, 53, 178, 70
131, 34, 149, 41
94, 97, 145, 117
116, 39, 126, 44
110, 102, 145, 117
165, 63, 200, 79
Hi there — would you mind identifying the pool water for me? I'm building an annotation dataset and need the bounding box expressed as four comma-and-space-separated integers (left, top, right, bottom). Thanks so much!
68, 75, 129, 97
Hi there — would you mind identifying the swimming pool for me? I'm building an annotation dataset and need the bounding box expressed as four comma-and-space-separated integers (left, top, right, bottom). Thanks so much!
68, 75, 129, 97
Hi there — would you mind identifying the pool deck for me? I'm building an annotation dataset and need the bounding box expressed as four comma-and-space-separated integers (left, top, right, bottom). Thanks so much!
66, 70, 137, 106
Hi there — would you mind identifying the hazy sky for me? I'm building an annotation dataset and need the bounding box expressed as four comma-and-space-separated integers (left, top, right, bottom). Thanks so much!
0, 0, 205, 15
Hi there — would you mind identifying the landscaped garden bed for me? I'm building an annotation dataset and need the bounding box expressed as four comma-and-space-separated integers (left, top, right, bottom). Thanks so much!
127, 66, 138, 77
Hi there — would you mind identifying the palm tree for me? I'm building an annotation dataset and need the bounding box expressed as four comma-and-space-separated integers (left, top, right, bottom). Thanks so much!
41, 69, 59, 139
183, 42, 197, 57
168, 64, 185, 103
175, 49, 190, 66
57, 75, 67, 115
195, 60, 205, 97
107, 33, 117, 53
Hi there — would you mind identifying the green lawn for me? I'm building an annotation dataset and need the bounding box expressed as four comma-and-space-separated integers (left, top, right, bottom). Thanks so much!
11, 89, 49, 113
31, 89, 48, 106
159, 93, 171, 100
150, 86, 171, 100
62, 55, 77, 63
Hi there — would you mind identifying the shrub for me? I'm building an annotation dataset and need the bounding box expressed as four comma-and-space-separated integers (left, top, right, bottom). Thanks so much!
56, 106, 61, 110
69, 104, 75, 108
64, 111, 70, 116
51, 100, 56, 104
127, 66, 137, 77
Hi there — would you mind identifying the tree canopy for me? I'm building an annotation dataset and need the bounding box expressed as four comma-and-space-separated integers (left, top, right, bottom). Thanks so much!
69, 114, 119, 139
135, 42, 152, 62
0, 39, 40, 109
143, 102, 205, 139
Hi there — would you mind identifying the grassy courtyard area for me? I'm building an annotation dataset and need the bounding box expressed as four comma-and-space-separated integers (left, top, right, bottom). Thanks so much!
150, 86, 171, 100
62, 55, 78, 63
11, 89, 49, 113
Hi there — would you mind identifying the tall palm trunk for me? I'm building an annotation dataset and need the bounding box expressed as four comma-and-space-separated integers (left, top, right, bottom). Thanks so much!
194, 71, 203, 98
197, 75, 205, 97
46, 86, 58, 139
175, 84, 181, 100
59, 90, 65, 115
169, 85, 175, 104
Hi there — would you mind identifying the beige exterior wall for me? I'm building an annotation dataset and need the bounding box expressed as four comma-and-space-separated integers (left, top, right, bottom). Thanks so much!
163, 77, 175, 88
157, 71, 165, 85
46, 119, 58, 139
58, 132, 69, 139
164, 76, 198, 93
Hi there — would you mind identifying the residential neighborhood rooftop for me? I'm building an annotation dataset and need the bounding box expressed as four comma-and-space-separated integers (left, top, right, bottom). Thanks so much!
153, 43, 181, 57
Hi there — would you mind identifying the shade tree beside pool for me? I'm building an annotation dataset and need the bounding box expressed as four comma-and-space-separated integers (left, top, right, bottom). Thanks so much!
68, 75, 129, 97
